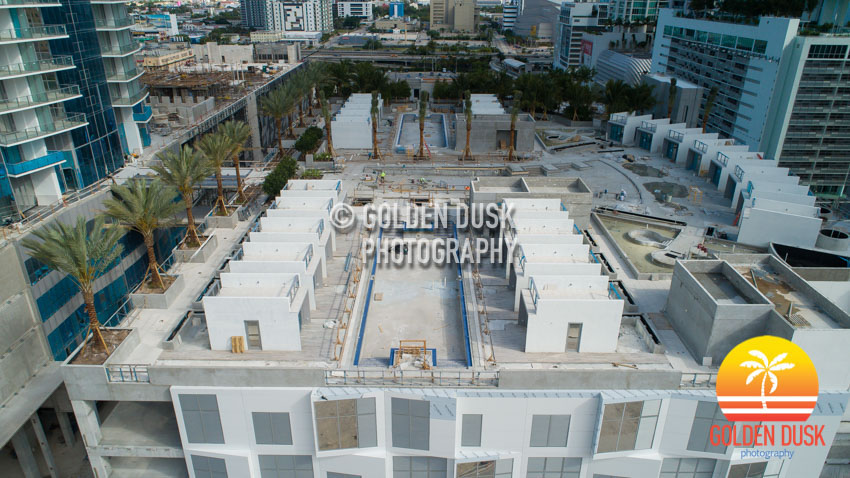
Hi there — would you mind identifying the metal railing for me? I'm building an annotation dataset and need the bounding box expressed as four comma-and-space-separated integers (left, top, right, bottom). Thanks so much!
111, 87, 148, 107
5, 150, 71, 176
680, 372, 717, 389
316, 218, 324, 237
285, 275, 300, 301
105, 364, 150, 383
640, 120, 657, 132
733, 164, 744, 182
0, 113, 87, 145
94, 17, 133, 29
529, 277, 540, 308
0, 55, 73, 78
303, 244, 313, 268
0, 84, 80, 112
668, 130, 684, 142
609, 113, 628, 124
694, 139, 708, 153
0, 25, 67, 42
608, 282, 622, 300
717, 151, 730, 167
0, 0, 61, 5
100, 41, 141, 56
324, 369, 499, 387
107, 68, 141, 82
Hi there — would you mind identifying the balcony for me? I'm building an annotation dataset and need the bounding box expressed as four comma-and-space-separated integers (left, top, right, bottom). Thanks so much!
733, 165, 744, 182
5, 150, 72, 177
100, 41, 142, 57
609, 113, 628, 124
132, 105, 152, 123
668, 130, 684, 142
111, 88, 148, 107
694, 140, 708, 153
0, 56, 75, 80
639, 120, 657, 132
0, 0, 61, 7
106, 68, 143, 83
0, 113, 87, 146
717, 151, 730, 167
94, 17, 133, 31
0, 85, 81, 115
0, 25, 68, 44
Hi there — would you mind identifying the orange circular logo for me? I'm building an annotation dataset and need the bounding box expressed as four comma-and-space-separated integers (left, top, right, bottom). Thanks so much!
717, 336, 818, 422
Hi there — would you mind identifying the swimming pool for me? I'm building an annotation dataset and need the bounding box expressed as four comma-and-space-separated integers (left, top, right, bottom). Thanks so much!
394, 113, 448, 153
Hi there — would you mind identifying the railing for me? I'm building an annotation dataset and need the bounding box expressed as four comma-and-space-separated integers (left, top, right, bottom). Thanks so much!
94, 17, 133, 29
0, 0, 61, 5
668, 130, 684, 142
609, 113, 628, 124
286, 275, 300, 301
733, 164, 744, 182
199, 277, 221, 299
0, 85, 80, 112
518, 253, 527, 272
640, 120, 657, 132
529, 277, 540, 308
133, 104, 152, 122
589, 250, 600, 264
303, 244, 313, 268
324, 369, 499, 387
0, 113, 87, 145
105, 364, 150, 383
0, 25, 67, 42
608, 282, 622, 300
107, 68, 142, 82
100, 41, 141, 56
5, 150, 71, 176
573, 223, 581, 235
694, 139, 708, 153
680, 372, 717, 389
0, 56, 73, 78
717, 151, 730, 167
111, 87, 148, 107
316, 218, 325, 237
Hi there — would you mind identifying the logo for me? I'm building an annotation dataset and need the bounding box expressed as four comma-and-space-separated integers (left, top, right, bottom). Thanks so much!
717, 336, 818, 422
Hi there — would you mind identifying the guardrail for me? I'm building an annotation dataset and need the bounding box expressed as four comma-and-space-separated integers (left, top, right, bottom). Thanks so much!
529, 277, 540, 308
680, 372, 717, 389
105, 364, 150, 383
694, 140, 708, 153
324, 369, 499, 387
285, 275, 300, 301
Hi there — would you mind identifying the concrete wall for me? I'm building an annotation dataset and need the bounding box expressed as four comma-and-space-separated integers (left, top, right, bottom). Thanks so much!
737, 206, 821, 248
455, 114, 535, 153
469, 177, 593, 229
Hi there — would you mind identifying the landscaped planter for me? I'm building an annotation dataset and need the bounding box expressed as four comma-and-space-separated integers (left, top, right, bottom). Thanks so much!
175, 234, 219, 263
130, 274, 185, 309
205, 208, 240, 229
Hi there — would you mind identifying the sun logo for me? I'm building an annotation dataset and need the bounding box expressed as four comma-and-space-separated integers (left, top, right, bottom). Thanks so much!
717, 336, 818, 422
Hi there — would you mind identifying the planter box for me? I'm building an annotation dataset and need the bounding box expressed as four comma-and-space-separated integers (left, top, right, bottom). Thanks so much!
130, 274, 185, 309
205, 208, 240, 229
175, 234, 219, 263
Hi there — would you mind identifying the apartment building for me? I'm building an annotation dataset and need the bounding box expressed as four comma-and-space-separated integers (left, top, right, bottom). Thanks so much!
609, 0, 666, 22
430, 0, 477, 33
553, 1, 608, 70
240, 0, 333, 33
336, 1, 374, 21
651, 8, 850, 199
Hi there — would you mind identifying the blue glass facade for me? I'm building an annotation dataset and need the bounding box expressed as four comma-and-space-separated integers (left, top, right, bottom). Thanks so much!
43, 0, 125, 188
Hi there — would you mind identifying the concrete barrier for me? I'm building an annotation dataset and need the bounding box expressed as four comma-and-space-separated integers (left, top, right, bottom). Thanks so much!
130, 274, 185, 309
175, 234, 218, 263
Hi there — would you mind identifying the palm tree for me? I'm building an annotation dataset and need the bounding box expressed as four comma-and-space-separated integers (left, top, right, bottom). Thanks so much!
602, 79, 630, 120
463, 90, 472, 161
371, 90, 381, 160
219, 120, 252, 204
740, 350, 795, 410
627, 83, 656, 114
260, 87, 289, 155
508, 90, 521, 162
153, 145, 213, 248
667, 77, 677, 119
319, 90, 336, 157
22, 217, 124, 354
197, 131, 232, 215
103, 179, 181, 291
702, 86, 719, 133
417, 90, 429, 160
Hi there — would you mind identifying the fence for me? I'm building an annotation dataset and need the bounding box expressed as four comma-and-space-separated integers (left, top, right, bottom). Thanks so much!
324, 369, 499, 387
105, 364, 150, 383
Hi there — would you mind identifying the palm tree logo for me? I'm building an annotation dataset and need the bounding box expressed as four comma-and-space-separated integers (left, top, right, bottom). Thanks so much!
739, 350, 795, 410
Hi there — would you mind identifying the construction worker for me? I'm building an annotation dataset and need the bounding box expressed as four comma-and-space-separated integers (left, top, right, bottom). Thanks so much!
380, 171, 386, 184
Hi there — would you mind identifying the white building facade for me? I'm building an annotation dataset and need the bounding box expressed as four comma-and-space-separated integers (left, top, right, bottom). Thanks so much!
336, 1, 374, 20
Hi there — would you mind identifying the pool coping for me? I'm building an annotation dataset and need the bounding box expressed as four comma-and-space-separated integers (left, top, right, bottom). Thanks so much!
592, 211, 683, 281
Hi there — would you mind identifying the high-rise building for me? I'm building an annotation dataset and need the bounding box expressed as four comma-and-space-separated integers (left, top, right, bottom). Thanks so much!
241, 0, 271, 29
502, 0, 519, 30
610, 0, 667, 22
242, 0, 333, 33
337, 1, 374, 21
553, 1, 608, 70
390, 1, 404, 18
651, 8, 850, 199
430, 0, 477, 32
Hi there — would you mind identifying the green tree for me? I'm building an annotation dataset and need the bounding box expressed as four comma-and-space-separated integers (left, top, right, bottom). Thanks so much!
219, 120, 252, 203
508, 90, 521, 161
319, 90, 336, 157
23, 217, 124, 353
260, 87, 290, 155
602, 79, 630, 119
702, 86, 719, 133
667, 77, 677, 119
196, 131, 232, 215
463, 90, 472, 160
417, 91, 429, 159
103, 179, 181, 291
263, 156, 298, 196
626, 83, 656, 114
153, 145, 213, 247
371, 91, 381, 159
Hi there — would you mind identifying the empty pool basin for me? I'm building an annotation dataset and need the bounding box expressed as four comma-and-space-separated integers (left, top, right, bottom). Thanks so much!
649, 249, 682, 268
626, 229, 672, 248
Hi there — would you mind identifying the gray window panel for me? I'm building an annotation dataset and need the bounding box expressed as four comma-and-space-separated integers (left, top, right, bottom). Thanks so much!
687, 401, 728, 454
328, 474, 361, 478
179, 394, 225, 444
253, 412, 292, 445
461, 414, 483, 447
315, 398, 376, 450
530, 415, 570, 447
596, 400, 659, 453
192, 455, 227, 478
393, 456, 447, 478
660, 458, 716, 478
259, 455, 313, 478
392, 398, 430, 450
526, 457, 581, 478
727, 461, 781, 478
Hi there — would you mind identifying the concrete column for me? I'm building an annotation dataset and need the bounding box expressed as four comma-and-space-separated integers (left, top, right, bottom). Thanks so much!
246, 91, 264, 163
10, 427, 39, 478
30, 412, 58, 478
56, 410, 75, 448
71, 400, 111, 478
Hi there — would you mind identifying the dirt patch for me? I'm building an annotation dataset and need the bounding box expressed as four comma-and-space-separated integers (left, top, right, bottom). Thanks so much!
136, 274, 177, 294
624, 163, 666, 177
213, 206, 234, 217
644, 181, 688, 200
69, 329, 130, 365
180, 235, 210, 250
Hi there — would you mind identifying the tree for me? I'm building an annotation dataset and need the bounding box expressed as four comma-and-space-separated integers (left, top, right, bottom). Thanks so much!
197, 131, 232, 215
702, 86, 719, 133
371, 91, 381, 159
153, 145, 213, 248
602, 79, 630, 120
627, 82, 656, 113
260, 87, 289, 156
463, 90, 472, 160
667, 77, 677, 119
103, 179, 181, 291
262, 156, 298, 196
219, 120, 252, 203
417, 90, 429, 159
23, 217, 124, 354
319, 90, 336, 157
508, 90, 521, 161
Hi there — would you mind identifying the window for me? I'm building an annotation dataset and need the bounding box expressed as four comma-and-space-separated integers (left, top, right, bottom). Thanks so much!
661, 458, 716, 478
687, 401, 729, 453
393, 456, 447, 478
727, 461, 782, 478
192, 455, 227, 478
245, 321, 262, 349
566, 324, 581, 351
527, 458, 581, 478
530, 415, 570, 447
596, 400, 660, 453
392, 397, 430, 450
315, 397, 376, 450
258, 455, 313, 478
179, 394, 225, 444
328, 474, 361, 478
253, 412, 292, 445
461, 414, 482, 446
457, 459, 512, 477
